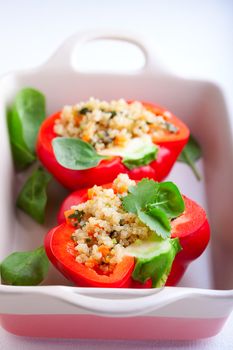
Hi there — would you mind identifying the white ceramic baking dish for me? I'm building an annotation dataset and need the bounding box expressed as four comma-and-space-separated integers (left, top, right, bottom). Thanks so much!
0, 31, 233, 340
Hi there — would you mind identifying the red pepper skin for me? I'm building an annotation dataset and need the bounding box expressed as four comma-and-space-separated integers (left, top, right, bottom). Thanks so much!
55, 189, 210, 288
45, 223, 135, 288
166, 197, 210, 286
36, 102, 189, 190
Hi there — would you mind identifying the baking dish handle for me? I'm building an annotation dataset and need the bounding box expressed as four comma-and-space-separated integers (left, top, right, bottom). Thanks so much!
51, 286, 193, 317
0, 286, 233, 316
45, 30, 165, 74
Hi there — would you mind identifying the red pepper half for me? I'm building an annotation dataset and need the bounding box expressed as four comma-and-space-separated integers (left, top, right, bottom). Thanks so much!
45, 186, 210, 288
45, 223, 134, 288
37, 102, 189, 190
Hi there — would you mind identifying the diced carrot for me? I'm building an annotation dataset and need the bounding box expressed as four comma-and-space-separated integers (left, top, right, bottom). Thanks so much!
82, 134, 90, 142
114, 134, 127, 146
149, 124, 161, 132
118, 184, 128, 194
87, 188, 97, 199
98, 245, 110, 257
105, 256, 111, 263
74, 115, 82, 126
113, 183, 128, 194
94, 223, 103, 230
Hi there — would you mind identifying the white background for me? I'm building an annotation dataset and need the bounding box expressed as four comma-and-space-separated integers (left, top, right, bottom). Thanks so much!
0, 0, 233, 349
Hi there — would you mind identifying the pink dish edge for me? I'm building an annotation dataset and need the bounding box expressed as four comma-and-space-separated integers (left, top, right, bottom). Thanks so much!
0, 314, 227, 340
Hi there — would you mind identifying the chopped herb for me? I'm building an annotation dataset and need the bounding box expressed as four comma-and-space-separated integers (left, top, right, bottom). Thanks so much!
99, 109, 116, 118
86, 237, 92, 243
68, 210, 84, 222
109, 231, 118, 238
79, 107, 91, 115
165, 122, 178, 133
110, 111, 117, 118
97, 132, 104, 139
103, 138, 113, 145
119, 219, 125, 225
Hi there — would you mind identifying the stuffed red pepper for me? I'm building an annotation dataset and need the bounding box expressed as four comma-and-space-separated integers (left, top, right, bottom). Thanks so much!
37, 99, 189, 190
45, 174, 210, 288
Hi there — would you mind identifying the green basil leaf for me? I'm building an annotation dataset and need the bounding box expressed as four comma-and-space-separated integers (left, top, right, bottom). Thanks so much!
122, 178, 159, 214
7, 108, 36, 169
146, 182, 185, 219
7, 88, 46, 169
12, 88, 46, 152
178, 134, 202, 180
0, 246, 49, 286
122, 143, 158, 170
52, 137, 107, 170
138, 209, 171, 239
16, 167, 52, 224
122, 179, 185, 238
131, 238, 181, 287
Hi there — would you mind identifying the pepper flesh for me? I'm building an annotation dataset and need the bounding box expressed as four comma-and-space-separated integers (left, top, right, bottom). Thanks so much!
37, 102, 190, 190
48, 187, 210, 288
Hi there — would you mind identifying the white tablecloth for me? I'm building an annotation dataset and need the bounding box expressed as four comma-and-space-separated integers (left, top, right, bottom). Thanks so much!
0, 0, 232, 349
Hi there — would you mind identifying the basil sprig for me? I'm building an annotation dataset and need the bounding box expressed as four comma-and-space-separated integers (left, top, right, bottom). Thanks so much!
0, 246, 49, 286
7, 88, 46, 170
52, 137, 108, 170
178, 134, 202, 180
17, 167, 52, 224
122, 179, 185, 239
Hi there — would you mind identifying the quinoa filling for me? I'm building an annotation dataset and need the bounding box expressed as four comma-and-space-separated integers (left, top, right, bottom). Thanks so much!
54, 98, 179, 152
66, 174, 154, 275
